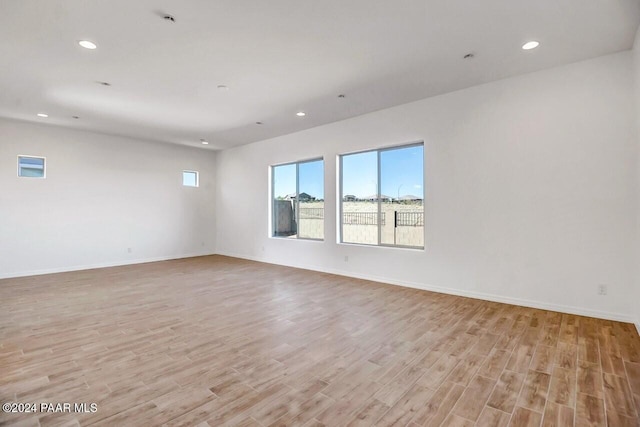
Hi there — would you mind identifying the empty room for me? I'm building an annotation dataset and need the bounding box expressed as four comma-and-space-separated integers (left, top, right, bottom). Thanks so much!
1, 1, 640, 426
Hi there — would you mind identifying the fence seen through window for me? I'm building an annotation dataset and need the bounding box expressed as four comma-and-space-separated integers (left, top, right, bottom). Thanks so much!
272, 158, 324, 240
340, 143, 424, 248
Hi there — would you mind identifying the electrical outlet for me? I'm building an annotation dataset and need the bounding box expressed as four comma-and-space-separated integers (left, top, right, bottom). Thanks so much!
127, 247, 132, 253
344, 256, 349, 262
598, 284, 607, 295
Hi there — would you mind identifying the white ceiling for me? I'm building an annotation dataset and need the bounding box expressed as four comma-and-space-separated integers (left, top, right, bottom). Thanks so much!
1, 0, 639, 150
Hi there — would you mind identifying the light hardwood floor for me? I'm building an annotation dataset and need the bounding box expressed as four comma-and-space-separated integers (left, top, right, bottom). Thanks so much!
1, 255, 639, 427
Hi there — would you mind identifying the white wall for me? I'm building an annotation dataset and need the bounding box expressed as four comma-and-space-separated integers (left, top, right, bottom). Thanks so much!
633, 27, 640, 333
0, 119, 216, 278
216, 51, 638, 323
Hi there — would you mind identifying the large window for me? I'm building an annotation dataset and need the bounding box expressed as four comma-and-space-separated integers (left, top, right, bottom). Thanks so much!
272, 158, 324, 240
340, 143, 424, 248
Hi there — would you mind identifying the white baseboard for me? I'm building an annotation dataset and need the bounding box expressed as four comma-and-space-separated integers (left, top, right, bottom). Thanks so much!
0, 252, 216, 280
217, 250, 638, 325
636, 321, 640, 337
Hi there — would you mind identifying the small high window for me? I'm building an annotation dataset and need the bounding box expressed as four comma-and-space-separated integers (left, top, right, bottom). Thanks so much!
182, 170, 199, 187
18, 156, 45, 178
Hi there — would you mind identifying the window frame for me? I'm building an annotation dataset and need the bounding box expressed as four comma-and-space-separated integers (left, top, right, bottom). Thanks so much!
338, 141, 424, 250
270, 157, 324, 241
17, 155, 46, 179
182, 170, 199, 187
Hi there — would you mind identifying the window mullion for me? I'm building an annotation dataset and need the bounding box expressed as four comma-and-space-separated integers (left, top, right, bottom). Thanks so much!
296, 162, 300, 239
339, 156, 343, 243
377, 150, 382, 246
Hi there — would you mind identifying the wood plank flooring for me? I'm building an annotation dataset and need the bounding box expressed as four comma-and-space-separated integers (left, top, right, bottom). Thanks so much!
1, 255, 639, 426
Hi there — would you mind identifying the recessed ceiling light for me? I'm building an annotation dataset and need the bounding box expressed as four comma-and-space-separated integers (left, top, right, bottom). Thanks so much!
163, 14, 176, 23
463, 53, 474, 59
72, 116, 80, 119
338, 94, 346, 98
296, 111, 306, 117
255, 121, 263, 125
78, 40, 97, 50
217, 85, 229, 91
522, 41, 540, 50
37, 113, 48, 118
97, 81, 111, 86
200, 139, 209, 145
